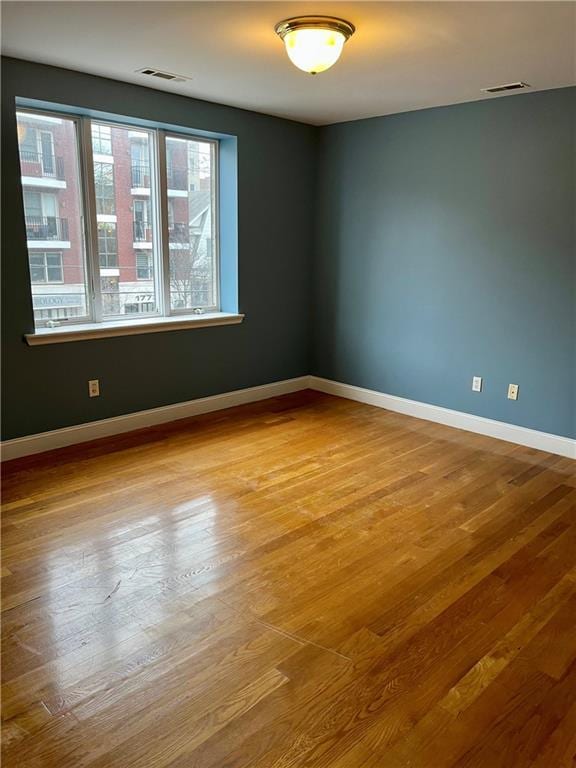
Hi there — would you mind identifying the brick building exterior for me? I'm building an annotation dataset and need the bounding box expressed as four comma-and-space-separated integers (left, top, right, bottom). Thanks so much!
18, 112, 214, 324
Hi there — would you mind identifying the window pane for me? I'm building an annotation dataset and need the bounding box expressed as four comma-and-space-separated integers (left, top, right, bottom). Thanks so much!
94, 162, 115, 215
20, 125, 37, 155
97, 223, 118, 268
30, 268, 45, 283
17, 111, 90, 324
91, 122, 159, 317
46, 252, 63, 283
91, 124, 112, 156
136, 250, 153, 280
166, 136, 217, 311
29, 253, 46, 283
47, 267, 62, 283
24, 191, 42, 218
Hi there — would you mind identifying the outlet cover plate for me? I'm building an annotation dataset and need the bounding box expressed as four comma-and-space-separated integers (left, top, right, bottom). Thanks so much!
507, 383, 519, 401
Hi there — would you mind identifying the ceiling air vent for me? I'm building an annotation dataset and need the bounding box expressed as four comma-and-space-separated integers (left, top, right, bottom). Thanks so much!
481, 82, 531, 94
136, 67, 190, 83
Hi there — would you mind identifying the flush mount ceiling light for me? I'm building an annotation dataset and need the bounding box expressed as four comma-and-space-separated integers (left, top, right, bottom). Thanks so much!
274, 16, 355, 75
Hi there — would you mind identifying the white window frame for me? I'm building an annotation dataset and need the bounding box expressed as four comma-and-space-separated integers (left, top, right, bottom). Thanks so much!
17, 108, 221, 330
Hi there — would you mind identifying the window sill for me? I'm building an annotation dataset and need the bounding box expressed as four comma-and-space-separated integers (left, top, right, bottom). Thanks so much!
25, 312, 245, 345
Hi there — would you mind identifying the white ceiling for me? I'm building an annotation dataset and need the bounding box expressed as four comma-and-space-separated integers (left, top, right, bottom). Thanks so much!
2, 1, 575, 125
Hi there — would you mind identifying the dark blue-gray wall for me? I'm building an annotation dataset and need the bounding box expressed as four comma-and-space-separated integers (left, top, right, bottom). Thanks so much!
314, 87, 575, 439
1, 58, 317, 440
2, 59, 574, 442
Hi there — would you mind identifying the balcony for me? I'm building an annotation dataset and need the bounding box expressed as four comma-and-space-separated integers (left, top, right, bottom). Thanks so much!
131, 163, 151, 189
169, 222, 188, 239
130, 164, 188, 191
133, 220, 152, 242
26, 216, 69, 242
20, 150, 65, 180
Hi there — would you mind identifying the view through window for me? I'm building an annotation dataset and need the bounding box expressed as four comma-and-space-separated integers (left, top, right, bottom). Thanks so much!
166, 136, 217, 311
16, 110, 219, 327
18, 113, 90, 323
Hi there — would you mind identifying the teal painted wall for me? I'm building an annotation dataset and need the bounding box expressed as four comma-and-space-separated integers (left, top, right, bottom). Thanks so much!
1, 58, 317, 439
314, 88, 575, 439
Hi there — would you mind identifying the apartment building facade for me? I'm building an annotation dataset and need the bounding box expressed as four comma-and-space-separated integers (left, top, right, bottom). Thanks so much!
18, 111, 214, 325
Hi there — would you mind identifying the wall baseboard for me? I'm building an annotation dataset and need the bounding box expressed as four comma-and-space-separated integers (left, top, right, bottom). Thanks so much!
309, 376, 575, 459
0, 376, 310, 461
2, 375, 574, 461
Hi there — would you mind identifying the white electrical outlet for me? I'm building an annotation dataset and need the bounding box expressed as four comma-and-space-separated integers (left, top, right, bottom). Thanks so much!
472, 376, 482, 393
507, 383, 519, 401
88, 379, 100, 398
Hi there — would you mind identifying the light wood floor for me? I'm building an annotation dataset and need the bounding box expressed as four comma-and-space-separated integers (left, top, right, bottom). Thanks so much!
2, 390, 575, 767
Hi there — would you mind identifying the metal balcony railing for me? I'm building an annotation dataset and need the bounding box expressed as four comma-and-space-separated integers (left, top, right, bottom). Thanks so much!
130, 164, 188, 190
133, 221, 152, 242
20, 150, 65, 180
131, 163, 151, 188
25, 216, 69, 241
168, 222, 188, 239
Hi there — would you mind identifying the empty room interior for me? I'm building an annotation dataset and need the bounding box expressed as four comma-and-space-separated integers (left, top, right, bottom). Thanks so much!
1, 1, 576, 766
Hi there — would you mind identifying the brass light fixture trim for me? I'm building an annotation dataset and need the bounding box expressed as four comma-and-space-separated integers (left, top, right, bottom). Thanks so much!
274, 16, 356, 41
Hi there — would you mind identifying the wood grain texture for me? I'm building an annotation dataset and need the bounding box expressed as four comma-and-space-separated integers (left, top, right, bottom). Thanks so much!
2, 390, 575, 767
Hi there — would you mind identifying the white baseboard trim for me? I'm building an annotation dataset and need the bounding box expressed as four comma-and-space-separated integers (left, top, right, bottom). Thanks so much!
309, 376, 576, 460
3, 375, 574, 461
1, 376, 310, 461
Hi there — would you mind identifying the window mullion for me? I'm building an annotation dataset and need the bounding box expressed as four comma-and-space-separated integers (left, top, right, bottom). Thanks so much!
79, 116, 103, 322
156, 130, 171, 316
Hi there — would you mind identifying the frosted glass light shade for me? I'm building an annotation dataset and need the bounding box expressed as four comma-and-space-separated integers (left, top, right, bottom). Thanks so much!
275, 17, 355, 75
284, 28, 346, 74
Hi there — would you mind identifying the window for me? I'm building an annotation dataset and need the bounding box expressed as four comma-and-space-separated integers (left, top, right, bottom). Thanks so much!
91, 122, 158, 318
20, 124, 37, 156
39, 131, 55, 175
94, 161, 115, 215
136, 250, 153, 280
23, 191, 62, 240
17, 108, 220, 329
24, 190, 57, 218
133, 199, 151, 243
131, 136, 150, 188
17, 112, 90, 325
18, 117, 63, 180
97, 223, 118, 268
91, 124, 112, 155
166, 136, 217, 310
29, 252, 63, 283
